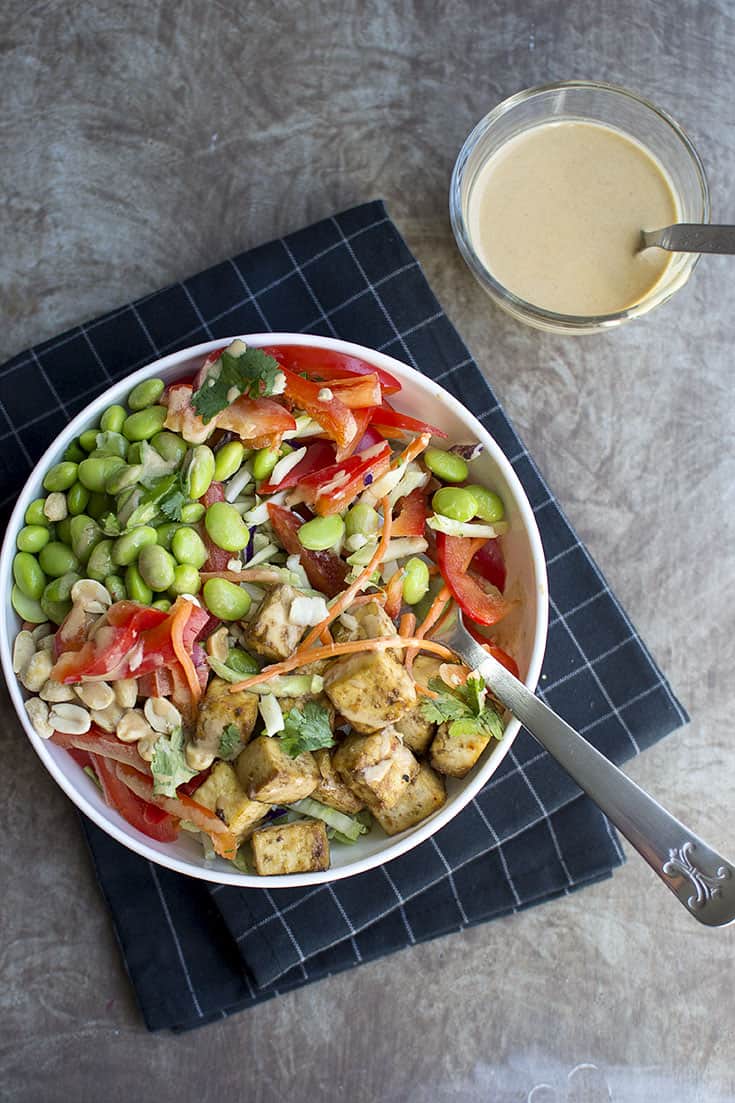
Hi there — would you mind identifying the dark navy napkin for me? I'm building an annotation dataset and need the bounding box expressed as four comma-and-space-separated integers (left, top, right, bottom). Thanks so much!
2, 201, 687, 1031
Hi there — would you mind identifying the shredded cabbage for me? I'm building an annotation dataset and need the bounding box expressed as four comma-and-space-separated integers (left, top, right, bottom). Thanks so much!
290, 797, 370, 842
426, 515, 509, 539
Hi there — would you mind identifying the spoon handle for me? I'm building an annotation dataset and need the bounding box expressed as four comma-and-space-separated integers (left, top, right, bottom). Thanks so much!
641, 223, 735, 253
452, 631, 735, 926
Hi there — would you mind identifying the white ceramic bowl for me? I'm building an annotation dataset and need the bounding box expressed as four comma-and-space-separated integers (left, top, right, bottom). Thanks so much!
1, 333, 548, 888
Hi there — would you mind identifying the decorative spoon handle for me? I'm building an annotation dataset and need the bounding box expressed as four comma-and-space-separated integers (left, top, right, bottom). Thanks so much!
640, 223, 735, 253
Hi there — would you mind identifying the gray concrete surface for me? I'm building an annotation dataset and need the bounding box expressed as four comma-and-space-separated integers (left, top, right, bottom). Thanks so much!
2, 2, 734, 1100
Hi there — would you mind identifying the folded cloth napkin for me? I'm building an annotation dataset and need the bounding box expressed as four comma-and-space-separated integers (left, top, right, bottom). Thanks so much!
1, 201, 687, 1031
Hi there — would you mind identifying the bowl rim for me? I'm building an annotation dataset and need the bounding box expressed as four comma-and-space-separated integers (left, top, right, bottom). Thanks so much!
1, 332, 549, 888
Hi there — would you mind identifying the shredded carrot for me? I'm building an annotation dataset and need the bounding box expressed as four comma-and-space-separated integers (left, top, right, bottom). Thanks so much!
393, 430, 431, 468
414, 682, 439, 700
384, 568, 404, 620
296, 496, 394, 652
200, 568, 283, 584
406, 585, 451, 676
319, 626, 333, 646
227, 635, 456, 692
170, 598, 202, 702
399, 612, 416, 638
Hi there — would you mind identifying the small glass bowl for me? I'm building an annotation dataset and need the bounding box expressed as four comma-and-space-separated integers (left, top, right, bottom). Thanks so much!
449, 81, 710, 334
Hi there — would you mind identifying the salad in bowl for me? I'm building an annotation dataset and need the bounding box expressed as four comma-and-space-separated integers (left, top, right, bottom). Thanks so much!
3, 335, 547, 885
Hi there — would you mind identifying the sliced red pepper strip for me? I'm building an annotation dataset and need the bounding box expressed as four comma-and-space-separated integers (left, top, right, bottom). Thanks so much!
259, 440, 337, 494
334, 407, 376, 462
267, 502, 347, 598
215, 394, 296, 444
51, 602, 168, 684
263, 343, 402, 396
471, 537, 507, 593
288, 442, 391, 516
392, 486, 429, 537
51, 726, 150, 770
325, 374, 382, 408
279, 366, 357, 449
435, 532, 513, 627
92, 755, 180, 842
370, 405, 448, 440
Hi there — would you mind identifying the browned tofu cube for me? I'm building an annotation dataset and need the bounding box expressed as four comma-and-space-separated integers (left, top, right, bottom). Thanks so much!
333, 727, 419, 810
245, 584, 305, 660
312, 747, 365, 814
251, 819, 330, 875
323, 650, 417, 733
373, 764, 446, 835
395, 655, 447, 753
193, 677, 258, 757
193, 762, 269, 840
332, 600, 397, 643
235, 735, 319, 803
430, 722, 492, 779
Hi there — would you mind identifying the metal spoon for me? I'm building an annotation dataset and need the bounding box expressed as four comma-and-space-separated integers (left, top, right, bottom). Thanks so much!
640, 223, 735, 253
435, 609, 735, 927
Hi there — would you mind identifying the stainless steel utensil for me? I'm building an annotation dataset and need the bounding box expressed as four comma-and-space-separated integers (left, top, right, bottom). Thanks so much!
640, 223, 735, 253
435, 609, 735, 926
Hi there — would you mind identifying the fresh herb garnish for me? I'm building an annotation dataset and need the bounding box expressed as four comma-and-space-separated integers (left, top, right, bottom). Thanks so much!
218, 724, 242, 760
419, 673, 504, 742
158, 472, 188, 521
280, 701, 335, 758
192, 346, 282, 423
150, 726, 197, 798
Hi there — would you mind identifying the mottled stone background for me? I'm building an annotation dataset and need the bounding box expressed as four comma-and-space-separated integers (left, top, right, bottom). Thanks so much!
2, 2, 734, 1100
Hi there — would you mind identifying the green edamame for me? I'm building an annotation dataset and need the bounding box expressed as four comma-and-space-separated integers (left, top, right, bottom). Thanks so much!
86, 538, 116, 581
40, 594, 72, 625
126, 442, 144, 465
39, 541, 79, 579
137, 544, 176, 592
70, 515, 103, 563
78, 456, 125, 493
25, 499, 51, 527
13, 552, 46, 600
63, 439, 87, 464
214, 441, 245, 482
105, 463, 143, 495
465, 485, 504, 523
171, 527, 208, 569
202, 578, 251, 621
151, 598, 172, 612
432, 486, 478, 523
402, 557, 430, 605
11, 585, 46, 624
104, 574, 127, 602
55, 517, 72, 545
86, 492, 112, 520
252, 446, 280, 482
79, 429, 99, 453
298, 514, 345, 551
184, 445, 215, 500
423, 447, 468, 484
17, 525, 51, 554
127, 377, 165, 411
151, 430, 187, 464
180, 502, 205, 524
43, 571, 80, 604
111, 525, 157, 567
204, 501, 249, 552
169, 563, 201, 596
100, 405, 127, 434
155, 523, 181, 551
344, 502, 381, 538
43, 462, 78, 493
67, 482, 91, 516
125, 564, 153, 604
225, 647, 260, 675
122, 405, 167, 441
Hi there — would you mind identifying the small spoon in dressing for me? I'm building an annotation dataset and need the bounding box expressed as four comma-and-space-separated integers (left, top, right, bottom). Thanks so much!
640, 223, 735, 253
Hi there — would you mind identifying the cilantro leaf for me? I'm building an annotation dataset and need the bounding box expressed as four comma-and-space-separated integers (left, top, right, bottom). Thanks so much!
218, 723, 242, 760
150, 726, 197, 798
419, 677, 504, 743
158, 476, 188, 522
280, 701, 335, 758
192, 347, 282, 423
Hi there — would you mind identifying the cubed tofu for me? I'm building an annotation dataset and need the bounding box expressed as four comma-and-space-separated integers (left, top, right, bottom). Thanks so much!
194, 762, 269, 840
332, 600, 396, 643
323, 650, 417, 733
373, 764, 446, 835
193, 677, 258, 756
430, 722, 492, 779
312, 747, 365, 814
244, 584, 305, 661
395, 655, 444, 754
277, 694, 335, 729
333, 727, 419, 810
251, 819, 330, 876
235, 734, 319, 803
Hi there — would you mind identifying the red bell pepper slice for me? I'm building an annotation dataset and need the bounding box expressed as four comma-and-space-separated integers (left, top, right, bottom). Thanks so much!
92, 754, 180, 843
325, 375, 382, 409
51, 602, 168, 684
258, 440, 336, 494
263, 343, 402, 396
435, 533, 513, 627
267, 503, 347, 598
52, 726, 150, 770
334, 407, 377, 462
472, 537, 507, 593
370, 404, 448, 440
392, 487, 429, 537
137, 668, 175, 698
279, 367, 357, 449
215, 394, 296, 445
463, 619, 520, 678
293, 442, 391, 516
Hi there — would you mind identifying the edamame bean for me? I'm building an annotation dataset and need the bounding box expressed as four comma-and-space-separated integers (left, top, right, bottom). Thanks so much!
252, 445, 280, 482
25, 499, 51, 527
104, 574, 127, 602
67, 482, 90, 516
204, 501, 249, 552
169, 563, 201, 596
344, 502, 381, 537
100, 405, 126, 434
465, 485, 504, 523
298, 514, 345, 551
125, 564, 153, 604
17, 525, 51, 554
432, 486, 478, 523
171, 527, 208, 569
43, 462, 78, 493
155, 523, 181, 550
86, 538, 115, 581
180, 502, 205, 524
13, 552, 46, 600
87, 492, 112, 520
151, 430, 187, 464
128, 377, 165, 411
79, 429, 99, 452
38, 542, 79, 578
152, 598, 171, 612
55, 517, 72, 545
111, 525, 158, 567
43, 571, 80, 603
105, 463, 143, 495
138, 544, 176, 591
78, 456, 125, 493
40, 594, 72, 625
214, 441, 245, 482
225, 647, 260, 675
70, 515, 103, 563
202, 578, 251, 621
423, 447, 468, 484
127, 442, 144, 465
122, 406, 167, 441
63, 439, 87, 463
11, 585, 46, 623
402, 557, 430, 606
184, 445, 215, 500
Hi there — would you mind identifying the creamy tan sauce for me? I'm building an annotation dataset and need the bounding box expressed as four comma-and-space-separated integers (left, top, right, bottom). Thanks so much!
468, 120, 679, 315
